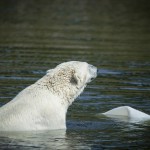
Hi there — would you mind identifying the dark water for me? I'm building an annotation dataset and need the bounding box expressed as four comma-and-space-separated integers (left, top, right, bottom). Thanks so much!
0, 0, 150, 149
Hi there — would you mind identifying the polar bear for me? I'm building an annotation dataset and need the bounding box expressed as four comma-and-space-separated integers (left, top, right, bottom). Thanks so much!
0, 61, 97, 131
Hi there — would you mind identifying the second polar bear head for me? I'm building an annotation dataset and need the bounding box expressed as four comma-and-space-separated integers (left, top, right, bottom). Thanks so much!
37, 61, 97, 107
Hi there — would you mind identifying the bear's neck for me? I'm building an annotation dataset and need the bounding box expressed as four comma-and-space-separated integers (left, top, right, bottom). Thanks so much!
36, 74, 85, 108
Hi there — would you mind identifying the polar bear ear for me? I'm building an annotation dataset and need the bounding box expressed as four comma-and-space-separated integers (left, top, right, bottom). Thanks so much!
46, 69, 54, 74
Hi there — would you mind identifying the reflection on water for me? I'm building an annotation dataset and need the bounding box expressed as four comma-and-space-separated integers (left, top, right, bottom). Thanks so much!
0, 130, 92, 150
0, 0, 150, 149
0, 130, 67, 149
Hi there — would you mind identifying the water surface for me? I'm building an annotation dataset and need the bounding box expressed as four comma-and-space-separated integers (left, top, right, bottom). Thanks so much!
0, 0, 150, 149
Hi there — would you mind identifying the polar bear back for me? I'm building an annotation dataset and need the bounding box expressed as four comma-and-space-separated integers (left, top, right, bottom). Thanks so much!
0, 85, 66, 131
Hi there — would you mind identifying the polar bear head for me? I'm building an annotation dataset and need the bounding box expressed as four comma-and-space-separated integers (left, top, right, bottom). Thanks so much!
37, 61, 97, 107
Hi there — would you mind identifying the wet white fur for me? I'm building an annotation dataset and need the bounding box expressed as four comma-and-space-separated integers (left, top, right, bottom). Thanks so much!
0, 61, 97, 131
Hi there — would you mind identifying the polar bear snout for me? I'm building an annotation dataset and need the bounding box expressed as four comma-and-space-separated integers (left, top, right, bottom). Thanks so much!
88, 64, 97, 82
